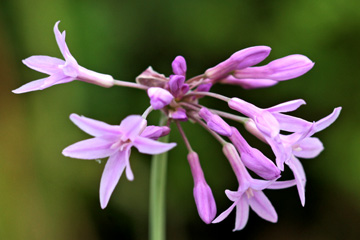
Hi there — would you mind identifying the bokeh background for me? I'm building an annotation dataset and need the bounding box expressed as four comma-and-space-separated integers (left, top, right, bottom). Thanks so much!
1, 0, 359, 239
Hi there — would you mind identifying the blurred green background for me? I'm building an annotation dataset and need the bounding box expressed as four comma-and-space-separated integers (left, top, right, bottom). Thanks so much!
1, 0, 359, 239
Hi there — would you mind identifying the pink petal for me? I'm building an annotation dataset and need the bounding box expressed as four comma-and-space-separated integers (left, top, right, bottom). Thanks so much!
220, 76, 278, 89
293, 137, 324, 159
228, 98, 260, 117
12, 78, 47, 94
62, 138, 116, 159
140, 126, 170, 140
249, 190, 277, 223
212, 202, 237, 224
287, 156, 306, 206
69, 114, 121, 137
315, 107, 342, 132
118, 115, 147, 141
267, 99, 306, 113
254, 111, 280, 138
272, 113, 310, 132
133, 136, 176, 154
267, 180, 297, 189
100, 148, 130, 209
234, 197, 250, 231
22, 56, 64, 75
53, 21, 77, 65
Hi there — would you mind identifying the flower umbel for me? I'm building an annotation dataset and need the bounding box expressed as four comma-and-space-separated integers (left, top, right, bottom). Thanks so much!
15, 21, 342, 233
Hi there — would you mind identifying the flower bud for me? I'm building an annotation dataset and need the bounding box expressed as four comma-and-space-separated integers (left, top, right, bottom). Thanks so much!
199, 107, 232, 136
233, 54, 314, 81
147, 87, 174, 110
188, 152, 217, 224
172, 56, 187, 76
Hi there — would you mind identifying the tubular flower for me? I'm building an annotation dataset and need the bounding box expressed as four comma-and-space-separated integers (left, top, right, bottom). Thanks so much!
13, 21, 114, 94
62, 114, 176, 208
213, 144, 296, 231
188, 152, 217, 224
15, 23, 341, 230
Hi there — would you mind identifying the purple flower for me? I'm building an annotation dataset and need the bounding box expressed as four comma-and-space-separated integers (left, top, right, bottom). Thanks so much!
229, 127, 280, 180
62, 114, 176, 209
205, 46, 271, 81
147, 87, 174, 110
220, 54, 314, 89
172, 56, 187, 77
188, 152, 217, 224
213, 143, 295, 231
228, 98, 306, 170
198, 107, 232, 137
13, 21, 114, 94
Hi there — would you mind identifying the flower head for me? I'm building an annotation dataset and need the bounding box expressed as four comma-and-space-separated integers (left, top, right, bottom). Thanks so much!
62, 114, 176, 208
13, 21, 114, 94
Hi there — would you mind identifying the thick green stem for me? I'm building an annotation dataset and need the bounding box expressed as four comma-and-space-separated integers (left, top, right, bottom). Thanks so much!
149, 114, 169, 240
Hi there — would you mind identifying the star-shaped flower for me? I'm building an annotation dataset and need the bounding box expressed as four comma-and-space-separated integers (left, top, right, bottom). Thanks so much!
13, 21, 114, 94
62, 114, 176, 208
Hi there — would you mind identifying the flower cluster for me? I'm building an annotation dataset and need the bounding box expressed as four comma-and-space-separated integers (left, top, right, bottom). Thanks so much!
14, 22, 341, 231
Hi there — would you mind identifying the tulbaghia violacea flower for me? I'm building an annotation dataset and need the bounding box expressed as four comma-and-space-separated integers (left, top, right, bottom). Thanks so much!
62, 114, 176, 208
213, 143, 295, 231
220, 54, 314, 89
13, 21, 114, 94
188, 152, 217, 224
15, 23, 342, 231
228, 98, 307, 170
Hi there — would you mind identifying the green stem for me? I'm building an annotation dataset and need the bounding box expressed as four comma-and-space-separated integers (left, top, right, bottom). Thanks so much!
149, 114, 169, 240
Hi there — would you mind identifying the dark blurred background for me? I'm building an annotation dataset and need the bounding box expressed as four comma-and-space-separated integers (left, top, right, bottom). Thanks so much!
1, 0, 359, 239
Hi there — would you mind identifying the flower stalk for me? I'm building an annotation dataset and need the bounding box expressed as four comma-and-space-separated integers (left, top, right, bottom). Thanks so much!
149, 113, 169, 240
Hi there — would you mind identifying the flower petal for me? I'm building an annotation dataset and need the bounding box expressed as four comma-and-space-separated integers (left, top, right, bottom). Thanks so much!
54, 21, 77, 65
234, 196, 250, 231
249, 190, 277, 223
69, 114, 121, 137
99, 148, 130, 209
212, 202, 237, 224
220, 76, 278, 89
267, 99, 306, 113
62, 138, 116, 159
293, 137, 324, 159
133, 136, 176, 154
267, 179, 297, 189
22, 56, 64, 75
140, 126, 170, 140
12, 78, 47, 94
315, 107, 342, 132
287, 156, 306, 206
118, 115, 147, 141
